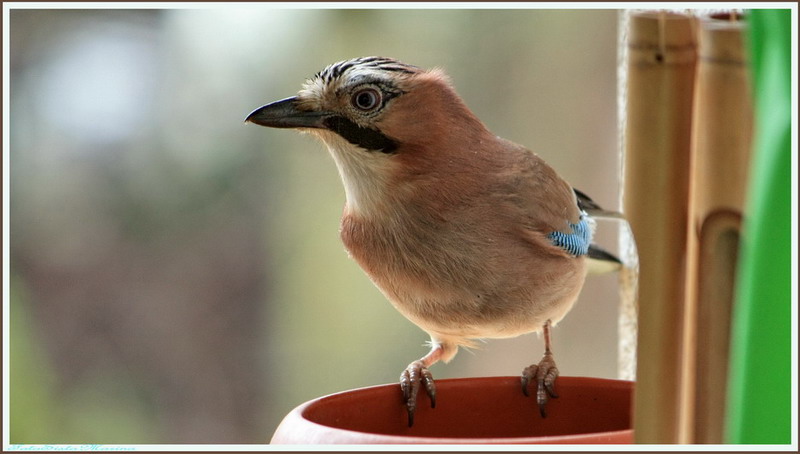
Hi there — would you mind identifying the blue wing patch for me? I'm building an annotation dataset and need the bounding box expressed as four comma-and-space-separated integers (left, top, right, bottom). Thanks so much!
547, 215, 593, 257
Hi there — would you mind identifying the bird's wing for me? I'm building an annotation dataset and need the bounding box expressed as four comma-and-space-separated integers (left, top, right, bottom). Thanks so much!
546, 217, 593, 257
502, 146, 623, 266
574, 189, 623, 271
496, 146, 589, 258
573, 188, 625, 220
574, 188, 603, 212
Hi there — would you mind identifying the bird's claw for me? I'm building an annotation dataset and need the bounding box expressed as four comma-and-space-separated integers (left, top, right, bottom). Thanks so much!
400, 360, 436, 427
521, 352, 559, 417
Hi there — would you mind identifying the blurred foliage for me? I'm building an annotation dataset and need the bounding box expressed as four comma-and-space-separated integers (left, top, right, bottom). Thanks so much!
11, 276, 158, 443
11, 277, 68, 443
8, 8, 620, 443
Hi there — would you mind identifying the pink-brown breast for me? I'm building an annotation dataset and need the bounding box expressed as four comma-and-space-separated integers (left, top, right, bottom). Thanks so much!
337, 147, 587, 343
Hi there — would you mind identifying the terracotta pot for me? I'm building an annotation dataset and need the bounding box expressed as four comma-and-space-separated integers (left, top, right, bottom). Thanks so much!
271, 376, 633, 444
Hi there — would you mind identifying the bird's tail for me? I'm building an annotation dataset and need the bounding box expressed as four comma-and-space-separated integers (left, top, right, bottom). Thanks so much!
575, 187, 626, 274
587, 244, 623, 274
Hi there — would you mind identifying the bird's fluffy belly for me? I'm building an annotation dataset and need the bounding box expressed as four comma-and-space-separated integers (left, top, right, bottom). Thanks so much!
377, 275, 583, 344
340, 213, 587, 345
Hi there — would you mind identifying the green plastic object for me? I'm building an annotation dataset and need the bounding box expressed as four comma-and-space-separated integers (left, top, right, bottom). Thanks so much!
725, 9, 793, 444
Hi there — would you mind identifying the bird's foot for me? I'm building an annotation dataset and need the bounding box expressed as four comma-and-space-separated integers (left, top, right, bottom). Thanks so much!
521, 352, 559, 417
400, 360, 436, 427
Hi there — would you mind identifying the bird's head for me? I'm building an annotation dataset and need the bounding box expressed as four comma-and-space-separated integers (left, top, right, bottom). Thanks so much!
246, 57, 492, 215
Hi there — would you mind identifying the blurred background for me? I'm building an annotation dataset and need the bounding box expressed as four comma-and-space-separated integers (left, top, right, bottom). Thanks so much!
8, 7, 620, 444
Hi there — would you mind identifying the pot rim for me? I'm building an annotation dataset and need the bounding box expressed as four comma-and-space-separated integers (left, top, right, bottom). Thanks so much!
272, 375, 634, 444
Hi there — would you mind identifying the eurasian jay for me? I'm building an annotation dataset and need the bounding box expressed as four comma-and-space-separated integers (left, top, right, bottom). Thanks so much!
246, 56, 620, 426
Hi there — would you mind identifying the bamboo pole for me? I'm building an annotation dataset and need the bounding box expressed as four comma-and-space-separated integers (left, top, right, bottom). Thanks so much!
684, 16, 752, 443
616, 11, 638, 384
625, 11, 697, 443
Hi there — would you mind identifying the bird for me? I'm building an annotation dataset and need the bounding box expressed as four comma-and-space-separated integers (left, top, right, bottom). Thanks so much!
245, 56, 621, 427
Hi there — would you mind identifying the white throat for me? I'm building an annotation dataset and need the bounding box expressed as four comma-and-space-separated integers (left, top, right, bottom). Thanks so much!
316, 131, 397, 216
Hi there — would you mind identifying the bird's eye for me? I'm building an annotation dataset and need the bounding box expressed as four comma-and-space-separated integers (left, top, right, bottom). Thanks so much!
351, 88, 382, 111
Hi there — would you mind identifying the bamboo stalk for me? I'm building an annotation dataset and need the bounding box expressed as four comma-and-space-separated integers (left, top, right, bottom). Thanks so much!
616, 10, 639, 383
684, 16, 752, 443
625, 11, 697, 443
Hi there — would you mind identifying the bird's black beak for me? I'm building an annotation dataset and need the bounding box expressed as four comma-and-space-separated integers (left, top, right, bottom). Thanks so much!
245, 95, 398, 153
245, 96, 329, 129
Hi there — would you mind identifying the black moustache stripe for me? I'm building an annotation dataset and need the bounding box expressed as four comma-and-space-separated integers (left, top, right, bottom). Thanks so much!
323, 116, 397, 154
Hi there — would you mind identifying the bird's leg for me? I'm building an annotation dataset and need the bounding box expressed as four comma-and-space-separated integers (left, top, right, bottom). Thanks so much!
521, 320, 560, 417
399, 342, 449, 427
